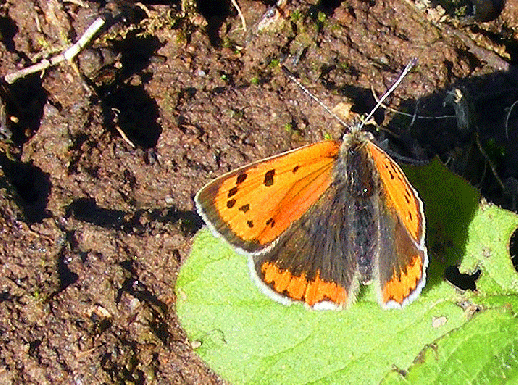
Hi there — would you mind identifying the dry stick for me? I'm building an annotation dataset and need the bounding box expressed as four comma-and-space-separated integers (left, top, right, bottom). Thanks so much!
0, 95, 7, 136
505, 98, 518, 139
475, 133, 505, 191
230, 0, 247, 32
111, 108, 137, 149
402, 0, 509, 72
4, 16, 105, 84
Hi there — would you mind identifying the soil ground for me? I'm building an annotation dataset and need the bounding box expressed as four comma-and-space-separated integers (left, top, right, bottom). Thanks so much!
0, 0, 517, 384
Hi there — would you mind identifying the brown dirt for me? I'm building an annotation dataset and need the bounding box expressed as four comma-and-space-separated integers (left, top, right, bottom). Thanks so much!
0, 0, 516, 384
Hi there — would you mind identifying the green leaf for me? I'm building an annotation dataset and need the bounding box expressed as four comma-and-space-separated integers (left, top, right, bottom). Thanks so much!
177, 159, 518, 384
381, 307, 518, 384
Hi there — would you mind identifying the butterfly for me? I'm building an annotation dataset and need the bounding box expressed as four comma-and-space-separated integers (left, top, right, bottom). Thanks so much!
195, 63, 428, 310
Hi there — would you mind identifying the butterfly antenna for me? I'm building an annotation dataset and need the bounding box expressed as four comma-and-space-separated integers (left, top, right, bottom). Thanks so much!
359, 58, 417, 130
283, 59, 417, 131
281, 66, 350, 127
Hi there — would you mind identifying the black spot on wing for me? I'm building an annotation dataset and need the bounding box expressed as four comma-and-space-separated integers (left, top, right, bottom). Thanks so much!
236, 173, 247, 184
264, 169, 275, 187
387, 166, 395, 179
239, 204, 250, 213
227, 199, 236, 208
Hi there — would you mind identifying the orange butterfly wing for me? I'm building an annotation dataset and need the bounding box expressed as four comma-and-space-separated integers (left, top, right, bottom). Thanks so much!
366, 141, 427, 307
196, 141, 341, 253
366, 141, 424, 242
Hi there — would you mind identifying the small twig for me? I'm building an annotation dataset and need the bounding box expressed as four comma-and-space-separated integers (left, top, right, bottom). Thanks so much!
114, 125, 136, 148
230, 0, 247, 32
504, 98, 518, 139
451, 28, 509, 72
475, 133, 505, 191
0, 95, 8, 138
111, 108, 136, 148
4, 16, 105, 84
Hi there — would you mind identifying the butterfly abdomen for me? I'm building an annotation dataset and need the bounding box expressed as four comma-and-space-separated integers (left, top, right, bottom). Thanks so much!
337, 138, 381, 284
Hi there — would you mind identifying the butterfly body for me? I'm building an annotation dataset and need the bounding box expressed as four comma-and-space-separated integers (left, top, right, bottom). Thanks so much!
196, 128, 428, 310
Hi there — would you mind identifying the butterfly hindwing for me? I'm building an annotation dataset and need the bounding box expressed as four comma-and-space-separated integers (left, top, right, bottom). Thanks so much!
252, 181, 362, 309
195, 141, 341, 253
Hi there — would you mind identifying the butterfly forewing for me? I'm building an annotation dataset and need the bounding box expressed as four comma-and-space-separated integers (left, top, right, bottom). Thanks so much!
196, 141, 341, 253
366, 141, 424, 243
366, 141, 428, 307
